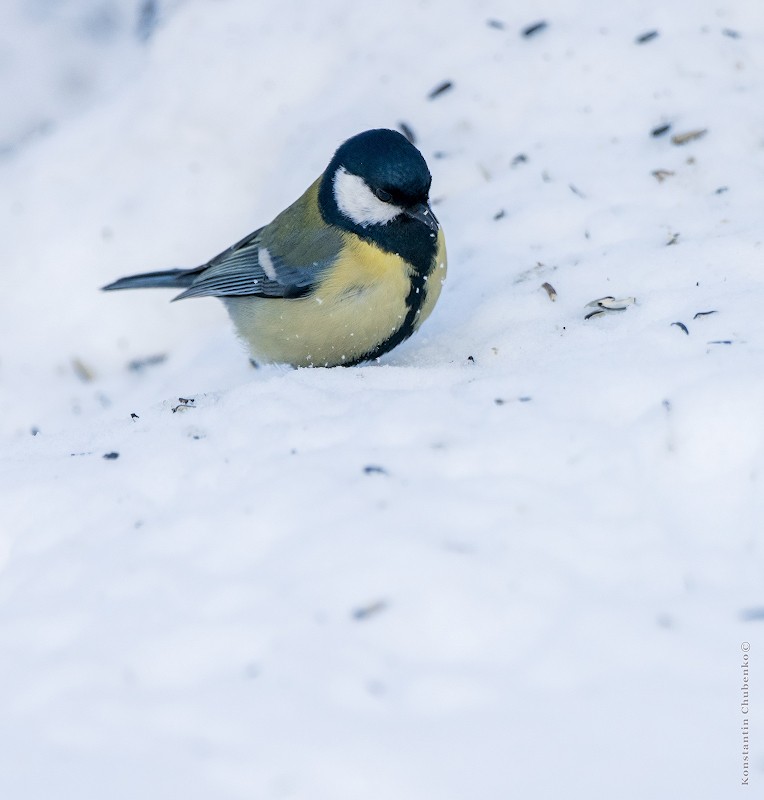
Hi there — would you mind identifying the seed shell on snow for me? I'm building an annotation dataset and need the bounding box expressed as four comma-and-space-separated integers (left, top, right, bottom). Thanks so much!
584, 296, 635, 320
586, 296, 636, 311
522, 21, 548, 38
352, 600, 388, 621
541, 282, 557, 301
363, 465, 388, 475
652, 169, 674, 182
128, 353, 167, 372
71, 357, 95, 383
671, 129, 708, 146
428, 80, 453, 100
635, 30, 659, 44
172, 397, 196, 413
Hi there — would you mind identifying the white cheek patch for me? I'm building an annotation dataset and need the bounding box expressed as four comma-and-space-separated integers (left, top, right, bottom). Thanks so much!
333, 166, 403, 228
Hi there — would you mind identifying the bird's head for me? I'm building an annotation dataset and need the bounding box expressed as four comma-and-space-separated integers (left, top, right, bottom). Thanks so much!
320, 129, 439, 234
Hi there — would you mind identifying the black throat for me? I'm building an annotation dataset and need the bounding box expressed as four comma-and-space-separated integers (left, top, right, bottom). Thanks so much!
318, 173, 438, 275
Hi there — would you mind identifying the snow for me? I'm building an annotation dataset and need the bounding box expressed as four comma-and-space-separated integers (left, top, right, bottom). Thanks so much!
1, 0, 763, 797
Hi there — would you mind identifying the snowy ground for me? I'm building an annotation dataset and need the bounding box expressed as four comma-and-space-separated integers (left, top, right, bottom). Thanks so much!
1, 0, 763, 797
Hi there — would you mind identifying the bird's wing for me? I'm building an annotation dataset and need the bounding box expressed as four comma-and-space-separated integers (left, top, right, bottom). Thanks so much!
173, 178, 343, 301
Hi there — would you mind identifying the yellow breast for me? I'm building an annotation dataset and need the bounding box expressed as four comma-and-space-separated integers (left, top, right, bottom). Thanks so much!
225, 229, 447, 367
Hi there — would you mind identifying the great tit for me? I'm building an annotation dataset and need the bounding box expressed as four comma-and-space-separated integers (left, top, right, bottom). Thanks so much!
103, 129, 447, 367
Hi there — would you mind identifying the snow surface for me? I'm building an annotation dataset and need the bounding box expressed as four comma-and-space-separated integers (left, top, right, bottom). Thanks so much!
1, 0, 763, 797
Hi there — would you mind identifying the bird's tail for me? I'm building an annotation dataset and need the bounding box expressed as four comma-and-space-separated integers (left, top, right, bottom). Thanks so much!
102, 267, 201, 292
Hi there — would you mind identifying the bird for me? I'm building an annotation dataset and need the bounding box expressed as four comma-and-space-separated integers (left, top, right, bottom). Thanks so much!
103, 129, 447, 368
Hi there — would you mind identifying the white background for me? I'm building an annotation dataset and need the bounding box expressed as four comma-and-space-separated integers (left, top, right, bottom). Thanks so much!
1, 1, 762, 797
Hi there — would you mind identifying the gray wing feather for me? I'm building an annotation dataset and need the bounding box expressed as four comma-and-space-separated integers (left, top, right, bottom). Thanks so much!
173, 228, 286, 300
173, 184, 344, 301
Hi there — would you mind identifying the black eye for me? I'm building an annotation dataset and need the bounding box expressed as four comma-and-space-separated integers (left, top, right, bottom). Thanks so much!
374, 187, 393, 203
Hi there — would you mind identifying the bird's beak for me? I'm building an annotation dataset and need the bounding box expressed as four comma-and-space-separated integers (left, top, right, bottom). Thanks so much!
404, 202, 439, 232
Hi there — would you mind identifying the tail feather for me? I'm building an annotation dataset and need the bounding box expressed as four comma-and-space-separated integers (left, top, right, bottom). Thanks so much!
102, 267, 201, 293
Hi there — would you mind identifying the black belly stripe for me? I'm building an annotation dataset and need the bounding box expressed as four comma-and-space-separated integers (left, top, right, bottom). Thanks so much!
343, 265, 430, 366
